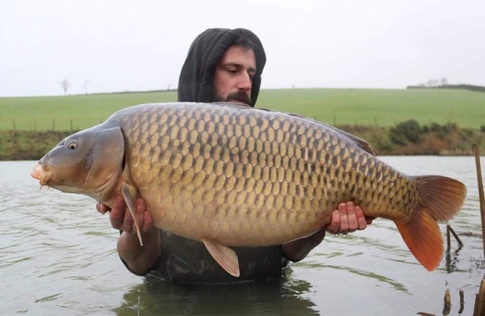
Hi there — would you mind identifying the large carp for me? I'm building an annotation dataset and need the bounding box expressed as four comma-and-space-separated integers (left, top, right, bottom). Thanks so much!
31, 102, 467, 277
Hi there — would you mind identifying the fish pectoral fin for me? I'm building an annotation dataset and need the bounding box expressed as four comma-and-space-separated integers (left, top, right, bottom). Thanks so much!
121, 182, 143, 247
201, 238, 240, 277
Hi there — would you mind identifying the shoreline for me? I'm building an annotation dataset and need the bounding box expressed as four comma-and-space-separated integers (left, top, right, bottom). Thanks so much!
2, 123, 484, 161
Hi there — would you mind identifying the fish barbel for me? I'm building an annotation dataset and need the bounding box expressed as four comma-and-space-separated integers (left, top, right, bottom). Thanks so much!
31, 102, 467, 277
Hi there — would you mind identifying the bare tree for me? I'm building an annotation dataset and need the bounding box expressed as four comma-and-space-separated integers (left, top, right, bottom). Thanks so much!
84, 80, 92, 94
61, 79, 70, 95
426, 79, 439, 87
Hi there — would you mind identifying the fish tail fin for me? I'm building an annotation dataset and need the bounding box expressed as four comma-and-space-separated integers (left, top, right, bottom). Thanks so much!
395, 175, 467, 271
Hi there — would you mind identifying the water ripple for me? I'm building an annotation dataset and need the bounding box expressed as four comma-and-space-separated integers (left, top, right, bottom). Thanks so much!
1, 158, 484, 315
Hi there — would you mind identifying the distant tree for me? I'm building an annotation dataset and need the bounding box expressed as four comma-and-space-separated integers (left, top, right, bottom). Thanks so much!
61, 79, 70, 95
426, 79, 440, 87
84, 81, 92, 94
441, 78, 448, 86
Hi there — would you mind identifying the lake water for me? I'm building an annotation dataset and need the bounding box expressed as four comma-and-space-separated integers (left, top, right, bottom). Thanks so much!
1, 156, 484, 315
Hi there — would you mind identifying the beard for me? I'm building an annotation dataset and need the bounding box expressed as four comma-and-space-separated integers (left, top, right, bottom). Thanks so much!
215, 91, 251, 106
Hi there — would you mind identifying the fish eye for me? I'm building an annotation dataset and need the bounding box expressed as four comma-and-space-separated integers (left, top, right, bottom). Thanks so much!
67, 140, 79, 150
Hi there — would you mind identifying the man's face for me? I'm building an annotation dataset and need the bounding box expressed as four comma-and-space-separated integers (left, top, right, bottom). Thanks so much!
214, 45, 256, 106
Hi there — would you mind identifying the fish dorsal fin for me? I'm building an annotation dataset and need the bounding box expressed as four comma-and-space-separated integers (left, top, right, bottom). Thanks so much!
211, 102, 251, 110
285, 112, 377, 156
335, 128, 377, 156
121, 181, 143, 246
201, 238, 240, 277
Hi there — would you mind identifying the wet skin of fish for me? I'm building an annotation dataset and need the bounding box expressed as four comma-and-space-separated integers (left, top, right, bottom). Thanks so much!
31, 102, 467, 277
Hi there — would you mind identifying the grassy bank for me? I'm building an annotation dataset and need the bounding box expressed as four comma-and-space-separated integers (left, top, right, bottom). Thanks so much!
1, 88, 484, 160
2, 121, 483, 161
0, 130, 73, 160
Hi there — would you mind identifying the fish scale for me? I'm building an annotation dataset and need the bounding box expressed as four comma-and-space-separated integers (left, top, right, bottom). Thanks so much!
32, 102, 467, 276
111, 104, 415, 243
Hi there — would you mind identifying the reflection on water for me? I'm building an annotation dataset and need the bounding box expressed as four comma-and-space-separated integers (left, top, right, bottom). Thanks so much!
114, 275, 318, 315
1, 157, 484, 315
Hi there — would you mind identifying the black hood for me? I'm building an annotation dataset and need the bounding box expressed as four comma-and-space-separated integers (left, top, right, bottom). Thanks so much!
177, 28, 266, 107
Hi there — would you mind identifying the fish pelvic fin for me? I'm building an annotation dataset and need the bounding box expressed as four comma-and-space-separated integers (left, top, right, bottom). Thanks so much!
201, 238, 240, 277
121, 182, 143, 247
396, 175, 467, 271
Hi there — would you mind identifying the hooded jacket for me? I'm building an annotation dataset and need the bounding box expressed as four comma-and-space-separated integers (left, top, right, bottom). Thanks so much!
144, 29, 285, 284
178, 28, 266, 107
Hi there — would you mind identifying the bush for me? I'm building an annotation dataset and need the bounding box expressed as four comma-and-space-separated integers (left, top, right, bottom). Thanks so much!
389, 119, 422, 145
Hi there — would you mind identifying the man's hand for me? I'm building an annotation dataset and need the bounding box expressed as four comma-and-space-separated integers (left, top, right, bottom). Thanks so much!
96, 196, 154, 233
324, 201, 374, 235
97, 197, 160, 276
282, 201, 374, 262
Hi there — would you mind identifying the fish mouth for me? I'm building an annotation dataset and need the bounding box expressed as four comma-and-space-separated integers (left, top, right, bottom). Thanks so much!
31, 163, 53, 187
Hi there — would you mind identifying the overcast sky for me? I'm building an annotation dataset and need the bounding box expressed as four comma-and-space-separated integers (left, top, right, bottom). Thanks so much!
1, 0, 484, 97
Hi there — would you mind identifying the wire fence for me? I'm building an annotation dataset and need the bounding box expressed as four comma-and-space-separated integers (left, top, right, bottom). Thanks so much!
4, 117, 381, 131
2, 115, 484, 132
2, 118, 107, 132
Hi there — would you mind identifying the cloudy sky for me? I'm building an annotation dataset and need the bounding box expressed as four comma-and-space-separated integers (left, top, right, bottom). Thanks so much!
1, 0, 484, 97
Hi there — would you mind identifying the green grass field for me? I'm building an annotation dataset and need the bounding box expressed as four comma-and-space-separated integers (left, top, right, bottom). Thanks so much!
0, 91, 177, 131
1, 88, 484, 131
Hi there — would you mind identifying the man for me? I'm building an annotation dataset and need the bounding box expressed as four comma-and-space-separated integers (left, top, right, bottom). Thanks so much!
97, 28, 371, 283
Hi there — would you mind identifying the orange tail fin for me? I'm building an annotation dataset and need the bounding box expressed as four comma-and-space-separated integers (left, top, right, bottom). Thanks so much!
395, 175, 467, 271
